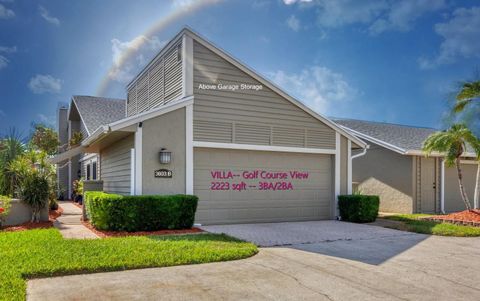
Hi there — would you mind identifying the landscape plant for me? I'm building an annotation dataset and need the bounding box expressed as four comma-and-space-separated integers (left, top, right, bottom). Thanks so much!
453, 80, 480, 208
0, 129, 25, 196
0, 195, 11, 227
423, 124, 480, 210
29, 124, 59, 156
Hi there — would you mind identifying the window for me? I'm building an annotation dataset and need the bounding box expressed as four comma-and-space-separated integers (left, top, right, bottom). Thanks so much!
92, 161, 97, 180
86, 164, 91, 180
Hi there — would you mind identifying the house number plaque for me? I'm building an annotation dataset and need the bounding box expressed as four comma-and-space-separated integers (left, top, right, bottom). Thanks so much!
155, 169, 173, 178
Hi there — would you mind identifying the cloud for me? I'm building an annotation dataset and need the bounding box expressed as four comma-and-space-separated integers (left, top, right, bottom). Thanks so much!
285, 0, 447, 35
37, 114, 55, 126
369, 0, 446, 35
283, 0, 312, 5
419, 6, 480, 69
0, 4, 14, 19
0, 45, 16, 70
28, 74, 62, 94
38, 5, 60, 26
286, 15, 301, 31
268, 66, 357, 115
108, 35, 166, 84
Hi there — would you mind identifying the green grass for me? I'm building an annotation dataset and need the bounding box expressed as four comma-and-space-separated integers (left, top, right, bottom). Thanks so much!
0, 228, 258, 300
382, 214, 480, 237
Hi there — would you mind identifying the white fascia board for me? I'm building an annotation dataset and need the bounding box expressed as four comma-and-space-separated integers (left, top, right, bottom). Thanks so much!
347, 140, 352, 194
405, 150, 477, 158
182, 27, 367, 149
71, 97, 91, 136
81, 125, 109, 147
193, 141, 336, 154
185, 104, 194, 194
339, 125, 406, 155
109, 96, 194, 132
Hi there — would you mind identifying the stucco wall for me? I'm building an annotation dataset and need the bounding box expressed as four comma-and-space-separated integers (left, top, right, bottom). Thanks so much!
353, 143, 414, 213
142, 108, 186, 195
3, 199, 49, 226
444, 163, 476, 212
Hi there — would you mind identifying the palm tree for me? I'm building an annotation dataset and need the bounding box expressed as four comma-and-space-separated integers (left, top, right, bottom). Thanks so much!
454, 81, 480, 112
423, 124, 480, 211
0, 129, 25, 196
453, 80, 480, 208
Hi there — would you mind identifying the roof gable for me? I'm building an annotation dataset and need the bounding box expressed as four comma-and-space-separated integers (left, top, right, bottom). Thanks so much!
70, 96, 126, 136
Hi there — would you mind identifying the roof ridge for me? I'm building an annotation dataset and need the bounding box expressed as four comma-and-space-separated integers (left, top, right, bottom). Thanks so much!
72, 95, 126, 102
333, 117, 438, 130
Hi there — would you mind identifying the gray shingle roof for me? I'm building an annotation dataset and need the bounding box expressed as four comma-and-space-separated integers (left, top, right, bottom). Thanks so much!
333, 118, 437, 152
72, 96, 126, 135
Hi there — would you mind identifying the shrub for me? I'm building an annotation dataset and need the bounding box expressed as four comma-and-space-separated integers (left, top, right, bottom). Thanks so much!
338, 194, 379, 223
18, 172, 50, 222
85, 192, 199, 231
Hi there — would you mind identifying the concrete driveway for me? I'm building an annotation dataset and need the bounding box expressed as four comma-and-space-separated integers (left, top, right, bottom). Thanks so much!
27, 222, 480, 301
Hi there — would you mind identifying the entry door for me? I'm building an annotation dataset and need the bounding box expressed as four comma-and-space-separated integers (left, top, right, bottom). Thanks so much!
420, 158, 436, 213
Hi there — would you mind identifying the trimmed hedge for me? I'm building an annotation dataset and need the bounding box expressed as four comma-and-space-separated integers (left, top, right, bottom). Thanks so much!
85, 191, 198, 231
338, 194, 379, 223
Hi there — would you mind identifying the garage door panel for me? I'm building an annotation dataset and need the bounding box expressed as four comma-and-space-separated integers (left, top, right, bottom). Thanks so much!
194, 148, 333, 224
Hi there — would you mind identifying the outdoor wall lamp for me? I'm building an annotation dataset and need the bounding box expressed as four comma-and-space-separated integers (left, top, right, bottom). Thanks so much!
159, 148, 172, 164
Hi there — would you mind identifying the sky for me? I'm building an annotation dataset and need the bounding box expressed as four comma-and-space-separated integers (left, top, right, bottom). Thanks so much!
0, 0, 479, 136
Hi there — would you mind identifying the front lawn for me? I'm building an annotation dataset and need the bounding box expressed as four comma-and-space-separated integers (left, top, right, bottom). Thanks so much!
0, 228, 257, 301
381, 214, 480, 237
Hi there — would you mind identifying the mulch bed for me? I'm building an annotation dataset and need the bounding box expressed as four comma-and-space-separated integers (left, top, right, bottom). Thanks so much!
1, 206, 64, 232
82, 220, 204, 238
422, 209, 480, 227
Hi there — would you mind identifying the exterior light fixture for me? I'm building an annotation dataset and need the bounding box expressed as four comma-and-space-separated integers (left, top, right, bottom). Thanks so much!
159, 148, 172, 164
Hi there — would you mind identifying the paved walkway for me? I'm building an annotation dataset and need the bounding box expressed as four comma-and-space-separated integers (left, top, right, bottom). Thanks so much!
54, 201, 98, 239
27, 229, 480, 300
201, 220, 416, 247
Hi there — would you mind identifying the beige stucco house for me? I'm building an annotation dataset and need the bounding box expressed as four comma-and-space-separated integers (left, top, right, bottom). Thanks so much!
335, 119, 478, 214
53, 27, 367, 225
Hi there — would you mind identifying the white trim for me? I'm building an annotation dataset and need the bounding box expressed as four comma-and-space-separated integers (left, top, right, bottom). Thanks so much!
130, 148, 135, 195
186, 104, 194, 194
441, 159, 445, 214
182, 34, 194, 97
71, 97, 91, 136
347, 140, 352, 194
68, 160, 72, 199
109, 96, 194, 132
82, 96, 194, 147
134, 124, 143, 195
193, 141, 336, 154
406, 150, 476, 158
335, 133, 341, 218
460, 160, 479, 164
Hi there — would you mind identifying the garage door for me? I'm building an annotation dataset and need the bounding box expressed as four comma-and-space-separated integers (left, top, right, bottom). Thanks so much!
194, 148, 333, 225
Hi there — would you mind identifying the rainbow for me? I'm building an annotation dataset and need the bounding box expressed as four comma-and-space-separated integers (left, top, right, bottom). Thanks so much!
95, 0, 221, 96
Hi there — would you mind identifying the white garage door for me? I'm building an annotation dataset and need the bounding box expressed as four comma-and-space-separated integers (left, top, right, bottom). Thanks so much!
194, 148, 333, 225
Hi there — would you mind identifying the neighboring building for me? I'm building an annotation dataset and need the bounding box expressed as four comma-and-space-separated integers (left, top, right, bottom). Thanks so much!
335, 119, 478, 214
55, 96, 125, 198
53, 27, 367, 225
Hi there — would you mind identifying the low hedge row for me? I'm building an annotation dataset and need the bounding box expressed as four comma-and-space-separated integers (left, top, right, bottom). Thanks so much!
338, 194, 379, 223
85, 191, 198, 231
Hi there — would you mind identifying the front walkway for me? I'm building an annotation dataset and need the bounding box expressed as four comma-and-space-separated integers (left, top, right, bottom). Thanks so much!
54, 201, 98, 239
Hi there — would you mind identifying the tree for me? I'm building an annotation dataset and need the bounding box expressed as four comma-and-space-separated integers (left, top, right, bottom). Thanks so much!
453, 80, 480, 208
0, 129, 25, 196
454, 81, 480, 112
423, 124, 480, 211
30, 123, 59, 156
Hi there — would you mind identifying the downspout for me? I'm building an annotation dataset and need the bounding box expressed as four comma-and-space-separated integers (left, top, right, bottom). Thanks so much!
350, 146, 368, 194
351, 147, 367, 159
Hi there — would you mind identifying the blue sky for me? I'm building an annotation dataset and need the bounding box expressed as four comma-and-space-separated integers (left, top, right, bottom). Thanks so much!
0, 0, 479, 135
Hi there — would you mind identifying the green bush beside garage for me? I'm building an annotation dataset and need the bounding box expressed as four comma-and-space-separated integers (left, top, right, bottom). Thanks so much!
85, 191, 198, 231
338, 194, 380, 223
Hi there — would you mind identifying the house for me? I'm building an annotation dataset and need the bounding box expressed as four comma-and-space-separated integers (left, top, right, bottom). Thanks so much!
335, 119, 478, 214
52, 27, 367, 225
56, 96, 126, 198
